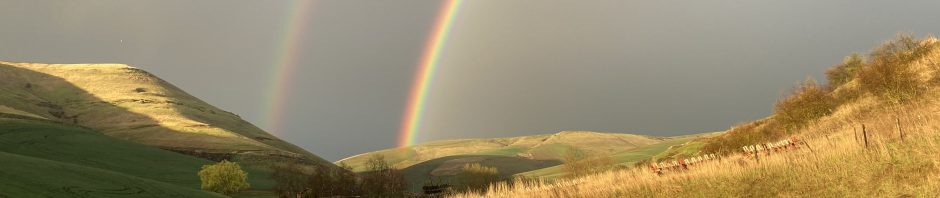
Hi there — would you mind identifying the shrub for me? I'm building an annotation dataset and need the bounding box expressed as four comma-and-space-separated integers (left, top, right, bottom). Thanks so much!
562, 149, 612, 178
773, 78, 837, 130
825, 53, 864, 88
700, 119, 779, 154
858, 34, 933, 103
454, 163, 502, 192
198, 160, 250, 195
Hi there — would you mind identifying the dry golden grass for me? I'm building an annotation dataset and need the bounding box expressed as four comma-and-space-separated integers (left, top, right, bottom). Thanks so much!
450, 35, 940, 198
450, 92, 940, 197
0, 61, 329, 164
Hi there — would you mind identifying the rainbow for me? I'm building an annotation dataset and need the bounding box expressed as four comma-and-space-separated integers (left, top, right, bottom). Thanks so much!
398, 0, 464, 147
263, 0, 316, 135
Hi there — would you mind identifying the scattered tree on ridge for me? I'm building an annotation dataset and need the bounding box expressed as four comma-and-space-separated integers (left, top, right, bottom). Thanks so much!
825, 53, 864, 88
773, 78, 837, 130
858, 34, 935, 104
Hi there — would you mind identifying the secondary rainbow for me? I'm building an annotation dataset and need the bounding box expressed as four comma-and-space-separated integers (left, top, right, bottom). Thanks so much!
263, 0, 316, 135
399, 0, 464, 147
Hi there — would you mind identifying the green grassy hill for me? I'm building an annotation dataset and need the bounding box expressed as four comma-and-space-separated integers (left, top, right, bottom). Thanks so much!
0, 151, 224, 198
0, 118, 276, 197
0, 61, 331, 167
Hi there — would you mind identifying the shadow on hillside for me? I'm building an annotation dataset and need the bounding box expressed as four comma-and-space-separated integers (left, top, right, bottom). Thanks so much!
0, 63, 243, 161
400, 155, 563, 192
113, 66, 324, 164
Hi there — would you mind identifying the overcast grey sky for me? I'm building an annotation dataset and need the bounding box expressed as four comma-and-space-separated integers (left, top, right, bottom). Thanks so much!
2, 0, 940, 161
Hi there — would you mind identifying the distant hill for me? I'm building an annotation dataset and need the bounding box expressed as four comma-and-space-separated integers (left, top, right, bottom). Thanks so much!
338, 131, 716, 192
340, 131, 664, 170
0, 61, 331, 167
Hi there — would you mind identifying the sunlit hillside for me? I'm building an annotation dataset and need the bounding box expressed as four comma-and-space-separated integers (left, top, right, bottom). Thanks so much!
451, 35, 940, 197
339, 131, 716, 192
0, 62, 330, 166
340, 131, 666, 170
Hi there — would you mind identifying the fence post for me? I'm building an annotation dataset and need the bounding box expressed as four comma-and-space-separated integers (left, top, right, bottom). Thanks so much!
802, 141, 820, 169
862, 124, 869, 148
853, 126, 859, 145
897, 118, 904, 142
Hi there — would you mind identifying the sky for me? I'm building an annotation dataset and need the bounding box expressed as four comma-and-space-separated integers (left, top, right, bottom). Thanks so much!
2, 0, 940, 161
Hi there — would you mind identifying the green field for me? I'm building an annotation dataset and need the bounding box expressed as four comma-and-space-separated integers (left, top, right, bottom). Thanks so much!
515, 134, 709, 179
0, 151, 223, 197
0, 118, 275, 197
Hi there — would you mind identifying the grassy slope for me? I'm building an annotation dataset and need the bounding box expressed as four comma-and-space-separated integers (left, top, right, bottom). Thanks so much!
340, 131, 712, 192
0, 118, 277, 189
401, 155, 561, 192
0, 118, 275, 197
338, 131, 664, 172
0, 151, 225, 198
451, 36, 940, 198
0, 61, 332, 167
516, 133, 714, 179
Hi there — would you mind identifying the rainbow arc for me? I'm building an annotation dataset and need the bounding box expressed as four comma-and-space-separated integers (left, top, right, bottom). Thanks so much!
263, 0, 316, 135
398, 0, 464, 147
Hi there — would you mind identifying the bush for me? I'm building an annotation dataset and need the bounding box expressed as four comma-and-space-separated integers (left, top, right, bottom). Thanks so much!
454, 163, 502, 192
562, 149, 612, 178
825, 53, 864, 88
858, 34, 933, 103
700, 119, 779, 154
773, 78, 837, 130
198, 160, 250, 195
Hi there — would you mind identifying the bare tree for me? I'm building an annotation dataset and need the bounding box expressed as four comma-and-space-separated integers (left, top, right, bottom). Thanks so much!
272, 163, 310, 198
360, 154, 408, 197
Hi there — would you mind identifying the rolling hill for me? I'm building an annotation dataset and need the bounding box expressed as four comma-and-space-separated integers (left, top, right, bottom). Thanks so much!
0, 61, 330, 167
338, 131, 716, 192
339, 131, 667, 170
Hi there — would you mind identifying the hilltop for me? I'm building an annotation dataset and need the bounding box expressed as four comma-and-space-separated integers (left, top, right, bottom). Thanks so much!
0, 61, 339, 196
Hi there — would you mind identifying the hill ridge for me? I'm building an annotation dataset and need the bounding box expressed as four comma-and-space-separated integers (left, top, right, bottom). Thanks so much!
0, 61, 331, 166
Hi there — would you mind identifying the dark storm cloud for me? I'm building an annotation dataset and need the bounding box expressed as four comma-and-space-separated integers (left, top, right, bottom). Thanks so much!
2, 0, 940, 161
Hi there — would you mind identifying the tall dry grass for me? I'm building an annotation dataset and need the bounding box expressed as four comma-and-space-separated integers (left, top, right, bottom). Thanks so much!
450, 92, 940, 197
449, 35, 940, 198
